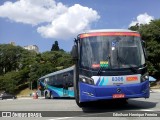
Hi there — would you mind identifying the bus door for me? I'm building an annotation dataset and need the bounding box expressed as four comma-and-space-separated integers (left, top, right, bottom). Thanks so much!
63, 74, 69, 96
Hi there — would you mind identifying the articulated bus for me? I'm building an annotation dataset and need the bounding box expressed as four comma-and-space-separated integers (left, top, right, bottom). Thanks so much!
38, 66, 74, 99
71, 29, 149, 107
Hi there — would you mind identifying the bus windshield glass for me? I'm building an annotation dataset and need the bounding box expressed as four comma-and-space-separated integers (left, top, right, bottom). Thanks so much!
80, 36, 145, 70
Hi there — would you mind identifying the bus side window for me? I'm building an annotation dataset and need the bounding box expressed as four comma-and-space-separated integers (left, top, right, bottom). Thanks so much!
63, 73, 68, 78
48, 76, 53, 86
67, 71, 73, 87
56, 74, 63, 88
52, 75, 56, 86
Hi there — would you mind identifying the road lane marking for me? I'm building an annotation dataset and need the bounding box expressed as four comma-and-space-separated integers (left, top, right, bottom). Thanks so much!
48, 112, 112, 120
140, 109, 154, 111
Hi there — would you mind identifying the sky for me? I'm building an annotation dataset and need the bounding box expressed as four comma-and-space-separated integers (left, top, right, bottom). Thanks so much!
0, 0, 160, 52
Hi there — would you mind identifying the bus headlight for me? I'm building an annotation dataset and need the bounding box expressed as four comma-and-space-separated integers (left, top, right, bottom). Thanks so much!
141, 73, 149, 82
80, 76, 94, 85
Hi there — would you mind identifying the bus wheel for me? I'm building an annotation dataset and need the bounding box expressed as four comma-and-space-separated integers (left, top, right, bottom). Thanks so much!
76, 98, 86, 107
50, 93, 54, 99
121, 98, 128, 104
45, 92, 50, 99
116, 98, 128, 105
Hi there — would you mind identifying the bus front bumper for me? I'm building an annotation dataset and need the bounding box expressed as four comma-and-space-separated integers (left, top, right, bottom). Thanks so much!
79, 80, 150, 102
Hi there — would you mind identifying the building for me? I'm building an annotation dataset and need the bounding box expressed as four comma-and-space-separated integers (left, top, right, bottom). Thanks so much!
23, 45, 39, 53
10, 42, 16, 46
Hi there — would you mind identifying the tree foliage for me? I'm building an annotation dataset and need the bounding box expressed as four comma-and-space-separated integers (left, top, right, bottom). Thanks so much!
0, 44, 73, 93
129, 19, 160, 76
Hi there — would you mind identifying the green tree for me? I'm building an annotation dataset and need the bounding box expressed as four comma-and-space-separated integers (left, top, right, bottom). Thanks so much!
0, 44, 36, 92
51, 41, 60, 51
28, 50, 73, 89
0, 43, 73, 93
0, 44, 22, 74
0, 70, 28, 94
129, 19, 160, 76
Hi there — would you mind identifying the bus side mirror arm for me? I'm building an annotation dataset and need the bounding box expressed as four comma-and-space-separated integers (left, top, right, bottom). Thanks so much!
142, 40, 148, 60
142, 40, 146, 48
144, 49, 148, 60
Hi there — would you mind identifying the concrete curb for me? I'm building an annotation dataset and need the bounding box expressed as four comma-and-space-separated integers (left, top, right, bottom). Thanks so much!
17, 97, 44, 100
150, 89, 160, 92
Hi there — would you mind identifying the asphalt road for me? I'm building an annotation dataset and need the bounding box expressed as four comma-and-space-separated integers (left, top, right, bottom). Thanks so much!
0, 91, 160, 120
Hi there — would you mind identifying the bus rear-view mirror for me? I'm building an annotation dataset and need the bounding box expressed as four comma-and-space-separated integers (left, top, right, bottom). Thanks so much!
71, 45, 78, 60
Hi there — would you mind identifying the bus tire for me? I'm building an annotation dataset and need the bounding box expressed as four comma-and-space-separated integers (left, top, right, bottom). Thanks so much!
76, 98, 85, 107
121, 98, 128, 104
45, 92, 48, 99
50, 92, 54, 99
45, 92, 50, 99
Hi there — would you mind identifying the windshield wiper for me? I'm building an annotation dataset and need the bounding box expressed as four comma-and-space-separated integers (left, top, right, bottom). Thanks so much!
117, 55, 137, 73
115, 42, 137, 73
97, 66, 103, 75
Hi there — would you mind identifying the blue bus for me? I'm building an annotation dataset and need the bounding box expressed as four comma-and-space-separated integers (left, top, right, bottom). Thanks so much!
38, 66, 74, 99
71, 29, 149, 107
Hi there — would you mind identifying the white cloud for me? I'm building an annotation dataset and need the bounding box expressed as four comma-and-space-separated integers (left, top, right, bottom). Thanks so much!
0, 0, 100, 39
37, 4, 100, 39
129, 13, 154, 27
0, 0, 68, 25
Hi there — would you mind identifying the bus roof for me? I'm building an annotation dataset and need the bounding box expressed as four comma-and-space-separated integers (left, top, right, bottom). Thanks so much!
79, 29, 140, 38
81, 29, 138, 34
38, 66, 75, 80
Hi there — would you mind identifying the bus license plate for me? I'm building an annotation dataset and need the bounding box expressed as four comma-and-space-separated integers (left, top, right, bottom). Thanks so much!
112, 94, 125, 98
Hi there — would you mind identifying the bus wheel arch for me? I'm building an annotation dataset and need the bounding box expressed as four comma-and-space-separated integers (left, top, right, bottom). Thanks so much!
75, 89, 86, 107
74, 82, 85, 107
73, 69, 86, 107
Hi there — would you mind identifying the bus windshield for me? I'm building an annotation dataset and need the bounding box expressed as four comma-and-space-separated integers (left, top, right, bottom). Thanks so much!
80, 36, 145, 70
